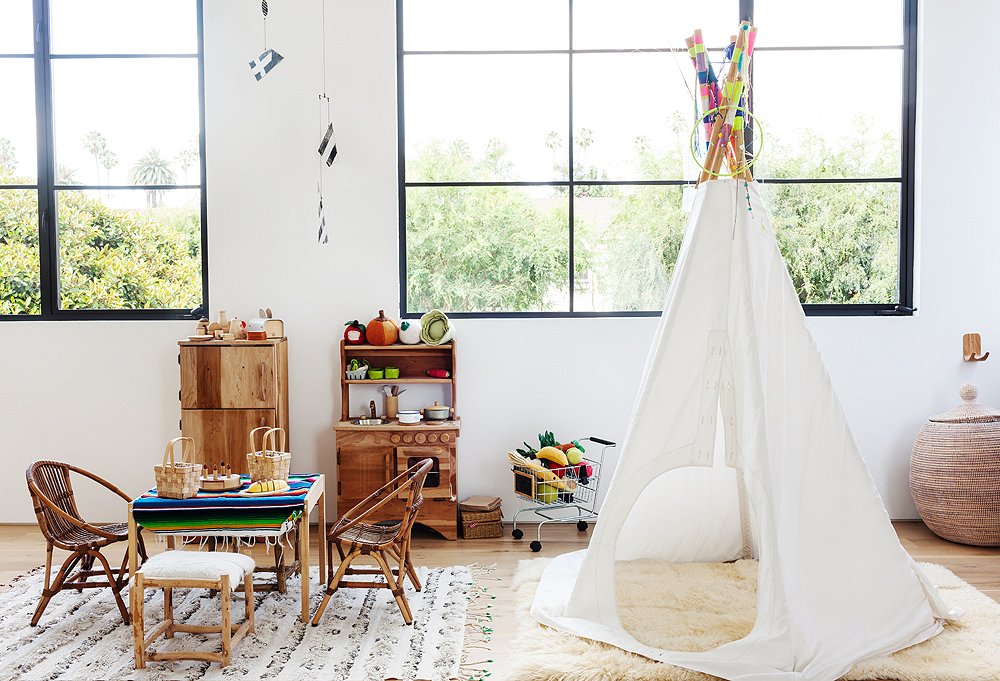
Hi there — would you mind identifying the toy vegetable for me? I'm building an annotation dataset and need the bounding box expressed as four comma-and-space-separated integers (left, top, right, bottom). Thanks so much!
398, 319, 422, 344
344, 320, 366, 345
365, 310, 399, 345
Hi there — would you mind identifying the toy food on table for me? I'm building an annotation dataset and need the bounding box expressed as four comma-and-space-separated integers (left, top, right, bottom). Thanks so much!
365, 310, 399, 345
246, 479, 289, 494
427, 369, 451, 379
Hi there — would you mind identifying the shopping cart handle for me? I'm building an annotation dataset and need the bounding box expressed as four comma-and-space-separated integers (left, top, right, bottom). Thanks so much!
588, 436, 616, 446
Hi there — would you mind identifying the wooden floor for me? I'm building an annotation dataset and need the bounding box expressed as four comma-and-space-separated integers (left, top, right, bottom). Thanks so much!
1, 521, 997, 679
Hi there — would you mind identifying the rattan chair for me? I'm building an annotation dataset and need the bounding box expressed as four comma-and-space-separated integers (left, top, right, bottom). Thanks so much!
311, 458, 433, 626
26, 460, 146, 626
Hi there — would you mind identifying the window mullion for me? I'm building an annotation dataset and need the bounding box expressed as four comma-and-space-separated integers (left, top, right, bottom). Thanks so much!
567, 0, 574, 313
33, 0, 58, 316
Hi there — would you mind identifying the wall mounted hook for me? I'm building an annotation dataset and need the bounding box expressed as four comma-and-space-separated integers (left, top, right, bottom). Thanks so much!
963, 333, 989, 361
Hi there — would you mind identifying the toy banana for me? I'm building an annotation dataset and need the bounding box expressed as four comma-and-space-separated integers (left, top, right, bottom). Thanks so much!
507, 451, 577, 492
536, 446, 569, 468
247, 478, 289, 494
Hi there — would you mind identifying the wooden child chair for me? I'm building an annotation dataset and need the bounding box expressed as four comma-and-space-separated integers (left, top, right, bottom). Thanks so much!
26, 460, 147, 626
311, 458, 433, 626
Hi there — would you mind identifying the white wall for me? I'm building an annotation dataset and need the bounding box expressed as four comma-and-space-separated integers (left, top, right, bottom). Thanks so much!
2, 0, 998, 524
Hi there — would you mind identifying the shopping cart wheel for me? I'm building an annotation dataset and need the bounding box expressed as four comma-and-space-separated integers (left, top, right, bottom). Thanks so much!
577, 521, 589, 531
512, 528, 524, 540
530, 540, 542, 552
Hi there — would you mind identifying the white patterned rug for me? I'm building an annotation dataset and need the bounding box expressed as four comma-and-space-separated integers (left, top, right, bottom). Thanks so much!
509, 559, 1000, 681
0, 566, 471, 681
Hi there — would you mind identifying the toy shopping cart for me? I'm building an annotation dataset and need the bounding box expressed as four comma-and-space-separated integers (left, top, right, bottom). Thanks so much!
509, 436, 616, 552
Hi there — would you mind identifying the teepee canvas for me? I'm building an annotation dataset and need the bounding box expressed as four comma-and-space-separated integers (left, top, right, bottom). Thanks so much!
532, 178, 956, 681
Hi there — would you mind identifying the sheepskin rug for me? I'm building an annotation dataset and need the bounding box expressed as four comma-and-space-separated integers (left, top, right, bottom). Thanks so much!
509, 558, 1000, 681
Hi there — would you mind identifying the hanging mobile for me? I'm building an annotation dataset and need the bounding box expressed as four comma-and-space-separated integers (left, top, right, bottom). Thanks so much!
315, 0, 335, 243
249, 0, 284, 81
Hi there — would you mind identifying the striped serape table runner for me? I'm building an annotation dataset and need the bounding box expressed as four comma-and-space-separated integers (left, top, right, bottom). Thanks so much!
133, 474, 319, 537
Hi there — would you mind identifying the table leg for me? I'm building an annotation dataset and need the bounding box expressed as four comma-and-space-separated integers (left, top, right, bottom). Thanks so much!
128, 503, 137, 581
166, 536, 176, 550
299, 509, 310, 622
317, 489, 327, 585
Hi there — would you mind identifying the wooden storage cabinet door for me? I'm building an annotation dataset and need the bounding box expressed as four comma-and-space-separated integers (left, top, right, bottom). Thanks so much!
396, 447, 454, 500
181, 409, 275, 473
337, 446, 395, 502
180, 346, 276, 409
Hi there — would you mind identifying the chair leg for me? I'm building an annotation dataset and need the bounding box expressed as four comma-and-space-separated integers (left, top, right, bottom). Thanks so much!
132, 573, 145, 670
311, 547, 359, 627
274, 541, 287, 594
76, 554, 95, 591
31, 550, 83, 626
164, 587, 173, 638
90, 549, 130, 625
42, 543, 54, 591
220, 575, 231, 667
372, 550, 413, 625
137, 533, 148, 563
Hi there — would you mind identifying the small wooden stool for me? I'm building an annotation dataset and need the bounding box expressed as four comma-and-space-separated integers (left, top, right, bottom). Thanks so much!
132, 551, 256, 669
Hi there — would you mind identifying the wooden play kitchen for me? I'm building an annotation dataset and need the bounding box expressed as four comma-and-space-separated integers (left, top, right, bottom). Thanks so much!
335, 339, 460, 539
178, 337, 289, 473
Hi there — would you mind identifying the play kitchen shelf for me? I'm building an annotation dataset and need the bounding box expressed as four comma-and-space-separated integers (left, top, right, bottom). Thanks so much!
334, 339, 460, 539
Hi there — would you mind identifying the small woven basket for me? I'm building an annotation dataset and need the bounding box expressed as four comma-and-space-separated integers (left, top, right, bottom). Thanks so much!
246, 427, 291, 482
460, 496, 503, 539
911, 383, 1000, 546
154, 437, 201, 499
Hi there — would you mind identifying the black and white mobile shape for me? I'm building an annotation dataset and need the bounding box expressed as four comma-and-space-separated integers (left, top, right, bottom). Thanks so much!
318, 122, 338, 167
249, 48, 284, 81
317, 183, 328, 244
249, 0, 283, 81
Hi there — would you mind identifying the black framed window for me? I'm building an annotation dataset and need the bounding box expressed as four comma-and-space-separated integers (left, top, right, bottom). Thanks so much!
0, 0, 208, 320
397, 0, 916, 317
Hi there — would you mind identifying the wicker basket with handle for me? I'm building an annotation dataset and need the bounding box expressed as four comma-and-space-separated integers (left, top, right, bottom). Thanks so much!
910, 383, 1000, 546
154, 437, 201, 499
246, 427, 291, 482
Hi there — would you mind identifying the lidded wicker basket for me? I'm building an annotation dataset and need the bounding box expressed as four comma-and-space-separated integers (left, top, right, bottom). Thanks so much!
155, 437, 201, 499
910, 383, 1000, 546
246, 427, 291, 482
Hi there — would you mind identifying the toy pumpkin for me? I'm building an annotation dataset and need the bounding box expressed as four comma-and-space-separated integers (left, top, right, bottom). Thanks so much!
365, 310, 399, 345
344, 320, 366, 345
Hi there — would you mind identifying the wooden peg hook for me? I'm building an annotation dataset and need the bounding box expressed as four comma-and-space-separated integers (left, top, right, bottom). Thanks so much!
963, 333, 989, 362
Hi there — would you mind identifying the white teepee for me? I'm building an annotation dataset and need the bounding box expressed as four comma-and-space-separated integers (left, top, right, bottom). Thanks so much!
532, 180, 957, 681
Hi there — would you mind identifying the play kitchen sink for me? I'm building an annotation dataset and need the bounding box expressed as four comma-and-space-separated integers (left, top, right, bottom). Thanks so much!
351, 418, 391, 426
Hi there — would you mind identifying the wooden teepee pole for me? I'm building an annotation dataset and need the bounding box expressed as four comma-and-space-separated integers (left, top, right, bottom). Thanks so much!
698, 22, 751, 184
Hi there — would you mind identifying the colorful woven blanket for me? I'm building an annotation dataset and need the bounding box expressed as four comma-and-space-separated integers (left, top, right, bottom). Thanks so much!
133, 474, 318, 536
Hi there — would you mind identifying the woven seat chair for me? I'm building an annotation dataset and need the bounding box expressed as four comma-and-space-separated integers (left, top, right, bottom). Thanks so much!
26, 460, 147, 626
311, 458, 433, 626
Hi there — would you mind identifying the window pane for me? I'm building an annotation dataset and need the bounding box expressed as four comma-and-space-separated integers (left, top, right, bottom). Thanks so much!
0, 0, 34, 53
404, 54, 567, 182
759, 182, 900, 304
0, 59, 38, 181
56, 188, 202, 310
574, 0, 738, 49
0, 188, 41, 315
574, 185, 684, 312
51, 58, 200, 186
404, 0, 567, 51
752, 0, 903, 46
405, 186, 569, 312
49, 0, 198, 54
752, 50, 902, 179
574, 52, 716, 181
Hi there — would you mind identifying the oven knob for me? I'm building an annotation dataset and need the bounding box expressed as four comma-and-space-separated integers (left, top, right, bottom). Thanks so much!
428, 433, 439, 443
390, 434, 401, 443
403, 433, 413, 443
440, 433, 451, 443
416, 433, 426, 443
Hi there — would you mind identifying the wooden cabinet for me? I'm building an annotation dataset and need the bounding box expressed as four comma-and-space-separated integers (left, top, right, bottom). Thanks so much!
335, 340, 460, 539
179, 338, 289, 473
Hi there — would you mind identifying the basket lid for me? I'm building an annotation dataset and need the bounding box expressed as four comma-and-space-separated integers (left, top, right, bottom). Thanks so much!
929, 383, 1000, 423
460, 495, 502, 512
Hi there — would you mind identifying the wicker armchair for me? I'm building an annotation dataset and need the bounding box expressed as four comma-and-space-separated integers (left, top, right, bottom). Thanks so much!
26, 460, 146, 626
311, 458, 433, 626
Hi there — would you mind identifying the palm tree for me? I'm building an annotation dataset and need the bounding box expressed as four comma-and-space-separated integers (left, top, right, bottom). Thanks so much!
576, 127, 594, 167
56, 165, 79, 185
0, 137, 17, 176
82, 131, 107, 183
99, 148, 119, 185
130, 148, 176, 208
175, 140, 199, 184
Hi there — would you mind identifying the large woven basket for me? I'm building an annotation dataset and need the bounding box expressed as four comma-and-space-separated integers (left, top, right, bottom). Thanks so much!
460, 496, 503, 539
154, 437, 201, 499
246, 427, 291, 482
910, 383, 1000, 546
